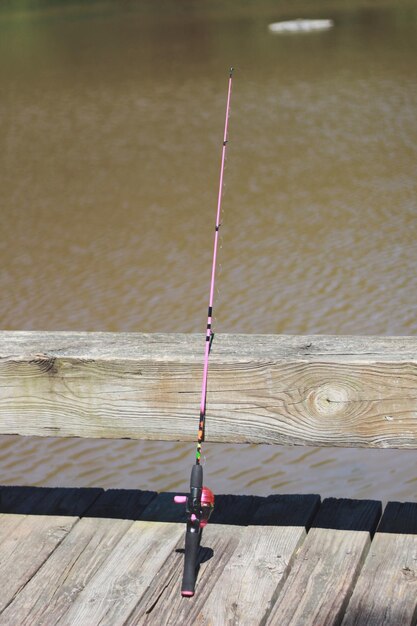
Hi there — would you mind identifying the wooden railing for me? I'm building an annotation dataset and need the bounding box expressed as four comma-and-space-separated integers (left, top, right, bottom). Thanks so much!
0, 331, 416, 448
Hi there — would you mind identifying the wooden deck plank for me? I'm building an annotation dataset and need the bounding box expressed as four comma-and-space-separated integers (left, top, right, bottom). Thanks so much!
0, 514, 77, 613
54, 521, 183, 626
342, 502, 417, 626
0, 517, 133, 626
342, 533, 417, 626
126, 523, 244, 625
264, 499, 382, 625
265, 528, 370, 625
127, 494, 319, 625
0, 512, 27, 543
2, 487, 416, 625
0, 489, 417, 626
0, 331, 416, 448
193, 525, 307, 626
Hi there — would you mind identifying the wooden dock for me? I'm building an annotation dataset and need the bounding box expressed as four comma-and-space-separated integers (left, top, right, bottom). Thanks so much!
0, 330, 416, 624
0, 485, 416, 625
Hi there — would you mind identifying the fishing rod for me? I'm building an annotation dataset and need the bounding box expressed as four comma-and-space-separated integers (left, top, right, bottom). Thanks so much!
174, 67, 234, 597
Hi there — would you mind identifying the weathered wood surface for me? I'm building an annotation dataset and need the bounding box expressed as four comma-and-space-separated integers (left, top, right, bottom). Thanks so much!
56, 521, 184, 626
342, 502, 417, 626
0, 514, 77, 612
0, 487, 415, 626
1, 331, 417, 447
178, 525, 306, 626
0, 517, 133, 625
128, 492, 320, 626
264, 499, 381, 625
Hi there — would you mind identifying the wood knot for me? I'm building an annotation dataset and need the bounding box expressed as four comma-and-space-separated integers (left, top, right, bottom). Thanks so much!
401, 566, 416, 580
308, 383, 351, 418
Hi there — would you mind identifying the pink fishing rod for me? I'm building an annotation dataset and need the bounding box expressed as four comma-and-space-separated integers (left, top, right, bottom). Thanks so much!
175, 68, 234, 597
197, 66, 233, 465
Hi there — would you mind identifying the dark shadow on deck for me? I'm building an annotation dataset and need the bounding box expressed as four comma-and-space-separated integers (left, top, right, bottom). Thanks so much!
0, 485, 416, 534
0, 485, 104, 517
0, 486, 320, 528
377, 501, 417, 535
310, 497, 382, 535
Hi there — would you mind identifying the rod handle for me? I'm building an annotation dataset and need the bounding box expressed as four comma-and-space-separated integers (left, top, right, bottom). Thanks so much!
181, 528, 201, 597
190, 463, 203, 489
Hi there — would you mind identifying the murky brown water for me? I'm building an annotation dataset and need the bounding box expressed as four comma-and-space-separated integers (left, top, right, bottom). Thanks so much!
1, 0, 416, 502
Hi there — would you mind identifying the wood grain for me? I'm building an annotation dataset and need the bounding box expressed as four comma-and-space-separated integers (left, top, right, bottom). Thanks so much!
0, 493, 415, 625
195, 525, 307, 626
264, 527, 371, 625
0, 517, 133, 625
0, 331, 416, 447
127, 492, 319, 625
128, 523, 246, 626
0, 514, 77, 612
342, 533, 417, 626
263, 498, 381, 625
342, 502, 417, 626
55, 520, 183, 626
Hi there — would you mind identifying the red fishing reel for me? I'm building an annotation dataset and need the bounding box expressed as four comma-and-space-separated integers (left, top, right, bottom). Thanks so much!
198, 486, 215, 527
174, 486, 215, 528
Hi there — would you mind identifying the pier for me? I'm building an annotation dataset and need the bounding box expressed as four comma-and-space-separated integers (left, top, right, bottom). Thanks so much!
0, 331, 416, 624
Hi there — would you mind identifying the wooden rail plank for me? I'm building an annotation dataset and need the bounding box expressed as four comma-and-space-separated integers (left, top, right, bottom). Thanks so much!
342, 502, 417, 626
0, 517, 133, 626
2, 331, 416, 361
55, 521, 183, 626
264, 499, 382, 625
0, 331, 416, 447
0, 514, 77, 612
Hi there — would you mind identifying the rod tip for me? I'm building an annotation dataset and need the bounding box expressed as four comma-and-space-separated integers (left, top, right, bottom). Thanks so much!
229, 67, 234, 77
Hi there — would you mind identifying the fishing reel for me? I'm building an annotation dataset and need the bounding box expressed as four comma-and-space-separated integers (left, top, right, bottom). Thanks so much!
174, 465, 215, 596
